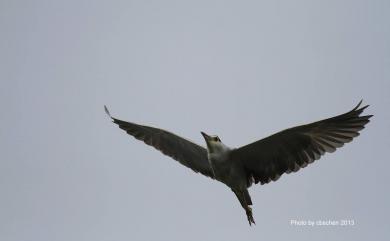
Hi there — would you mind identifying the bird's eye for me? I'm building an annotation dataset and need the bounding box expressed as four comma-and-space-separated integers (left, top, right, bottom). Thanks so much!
215, 137, 220, 142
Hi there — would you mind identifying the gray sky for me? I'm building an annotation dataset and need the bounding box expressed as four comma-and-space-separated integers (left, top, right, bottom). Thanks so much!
1, 0, 389, 240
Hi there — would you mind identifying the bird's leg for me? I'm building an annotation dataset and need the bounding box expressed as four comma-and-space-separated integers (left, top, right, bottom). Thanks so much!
232, 189, 256, 226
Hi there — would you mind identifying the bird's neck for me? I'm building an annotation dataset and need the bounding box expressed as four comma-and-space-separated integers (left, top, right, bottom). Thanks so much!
207, 143, 231, 162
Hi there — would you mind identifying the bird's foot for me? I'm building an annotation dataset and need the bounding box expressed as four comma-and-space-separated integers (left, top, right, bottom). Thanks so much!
246, 207, 256, 226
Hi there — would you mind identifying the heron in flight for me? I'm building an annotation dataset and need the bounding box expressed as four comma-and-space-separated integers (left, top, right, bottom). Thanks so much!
105, 101, 372, 225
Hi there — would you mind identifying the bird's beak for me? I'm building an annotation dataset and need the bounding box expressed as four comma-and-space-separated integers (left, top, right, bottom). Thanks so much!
201, 131, 211, 141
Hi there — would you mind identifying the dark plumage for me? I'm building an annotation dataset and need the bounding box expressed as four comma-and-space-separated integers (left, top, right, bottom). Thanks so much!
105, 106, 213, 178
232, 100, 372, 186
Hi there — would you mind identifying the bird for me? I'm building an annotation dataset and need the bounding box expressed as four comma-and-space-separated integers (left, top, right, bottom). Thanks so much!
104, 101, 372, 226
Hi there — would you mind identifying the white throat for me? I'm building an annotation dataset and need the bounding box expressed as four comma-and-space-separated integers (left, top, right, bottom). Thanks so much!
207, 142, 231, 162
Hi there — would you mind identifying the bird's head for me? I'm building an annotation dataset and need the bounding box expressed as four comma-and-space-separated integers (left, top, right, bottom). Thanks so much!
201, 131, 226, 153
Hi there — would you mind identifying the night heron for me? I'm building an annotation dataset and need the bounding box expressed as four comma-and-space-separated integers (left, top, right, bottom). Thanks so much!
105, 101, 372, 225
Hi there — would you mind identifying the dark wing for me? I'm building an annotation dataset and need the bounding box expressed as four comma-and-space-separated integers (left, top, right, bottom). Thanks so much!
231, 101, 373, 186
104, 106, 214, 179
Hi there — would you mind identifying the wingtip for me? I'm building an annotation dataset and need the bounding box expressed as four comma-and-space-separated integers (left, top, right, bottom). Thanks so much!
353, 99, 363, 110
360, 104, 370, 112
104, 105, 112, 118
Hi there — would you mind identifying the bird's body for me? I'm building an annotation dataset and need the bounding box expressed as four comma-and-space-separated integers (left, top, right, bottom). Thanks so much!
206, 143, 236, 187
209, 150, 244, 189
105, 101, 372, 226
211, 153, 256, 224
202, 134, 255, 224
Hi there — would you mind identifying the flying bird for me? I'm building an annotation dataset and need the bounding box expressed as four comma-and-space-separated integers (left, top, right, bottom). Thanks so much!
104, 101, 372, 225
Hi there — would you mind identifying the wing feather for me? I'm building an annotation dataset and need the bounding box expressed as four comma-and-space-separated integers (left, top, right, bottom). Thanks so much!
231, 101, 373, 186
105, 106, 214, 179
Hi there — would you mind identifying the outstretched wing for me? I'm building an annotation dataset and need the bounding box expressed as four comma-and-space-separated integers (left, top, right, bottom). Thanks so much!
231, 101, 373, 186
105, 106, 214, 179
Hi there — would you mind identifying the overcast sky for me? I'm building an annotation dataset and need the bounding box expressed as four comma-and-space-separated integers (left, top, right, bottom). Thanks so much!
1, 0, 389, 240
